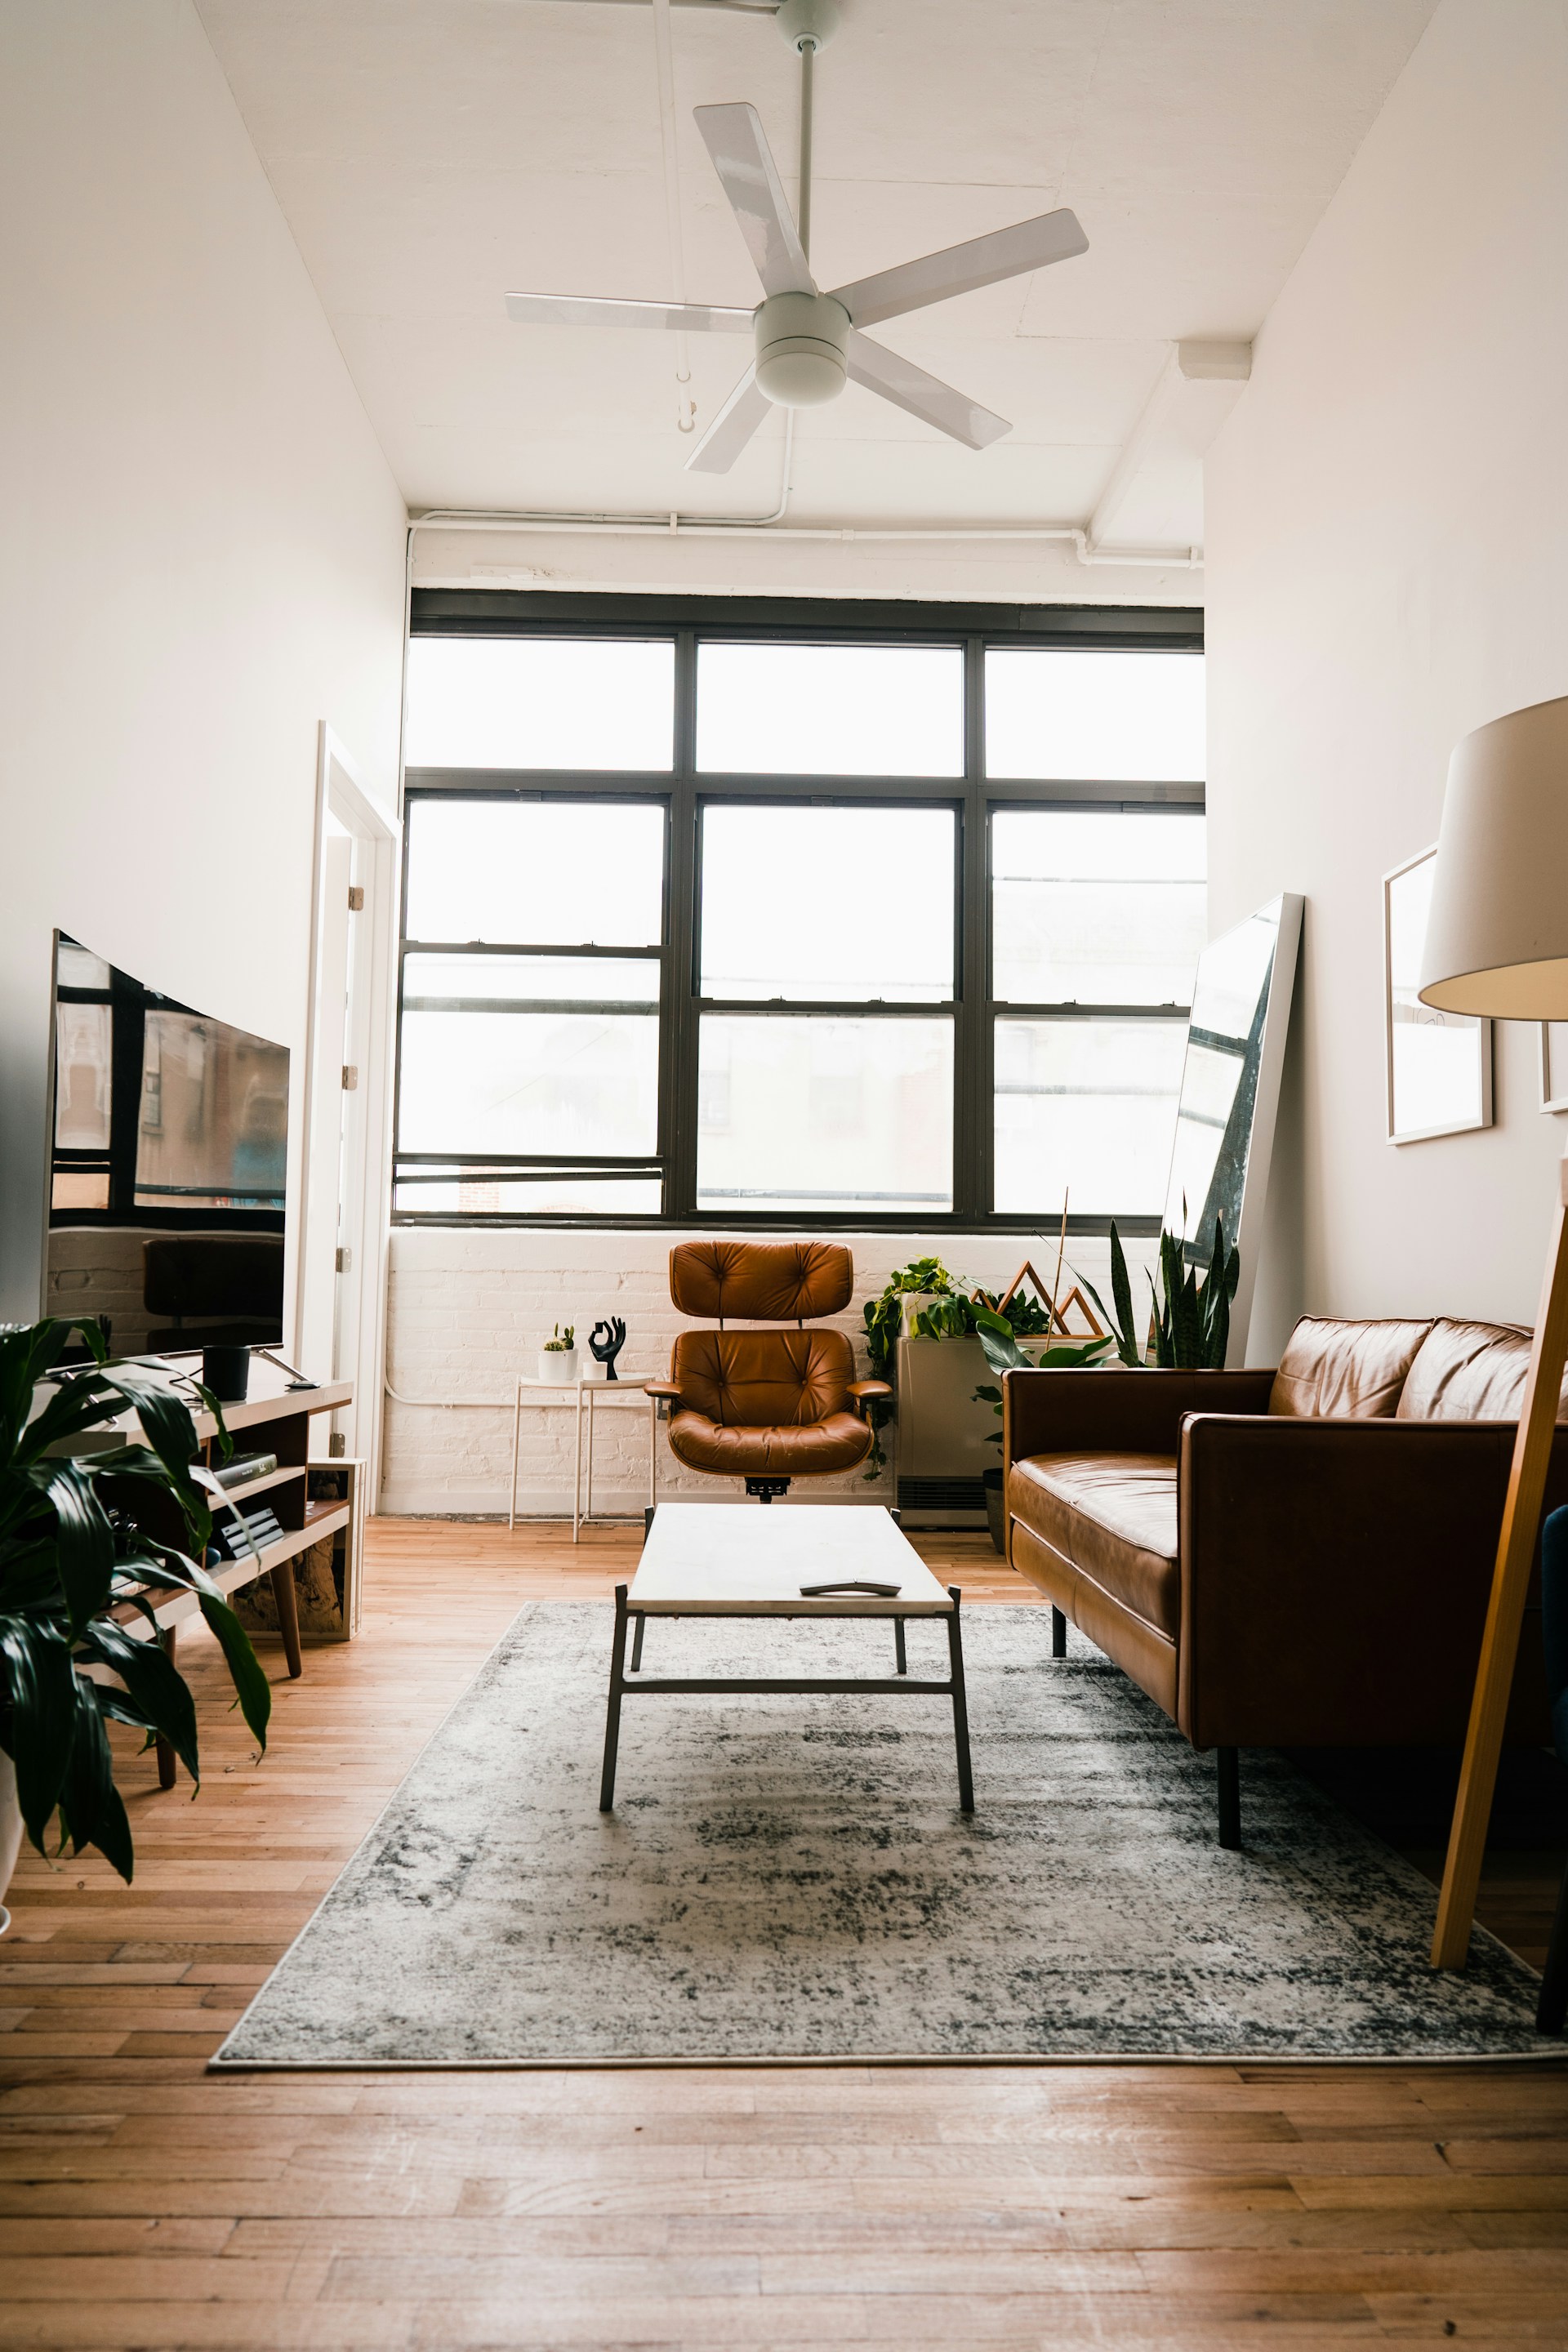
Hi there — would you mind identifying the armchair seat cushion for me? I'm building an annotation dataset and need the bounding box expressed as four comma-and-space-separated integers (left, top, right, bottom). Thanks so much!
667, 1410, 873, 1478
1008, 1451, 1180, 1637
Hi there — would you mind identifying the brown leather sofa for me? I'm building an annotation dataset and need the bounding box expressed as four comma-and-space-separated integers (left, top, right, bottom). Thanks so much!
649, 1241, 889, 1499
1002, 1316, 1561, 1845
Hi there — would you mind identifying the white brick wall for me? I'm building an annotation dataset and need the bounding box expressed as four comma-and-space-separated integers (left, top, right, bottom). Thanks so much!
380, 1226, 1158, 1517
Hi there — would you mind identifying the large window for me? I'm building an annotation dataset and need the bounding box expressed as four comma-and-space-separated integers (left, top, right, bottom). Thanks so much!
397, 600, 1205, 1229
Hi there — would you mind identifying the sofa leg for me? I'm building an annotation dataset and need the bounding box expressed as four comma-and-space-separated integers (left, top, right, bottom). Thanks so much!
1051, 1606, 1067, 1659
1217, 1746, 1241, 1850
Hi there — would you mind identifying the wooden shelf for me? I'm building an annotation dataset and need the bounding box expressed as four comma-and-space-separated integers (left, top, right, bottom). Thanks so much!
211, 1464, 306, 1508
103, 1501, 353, 1646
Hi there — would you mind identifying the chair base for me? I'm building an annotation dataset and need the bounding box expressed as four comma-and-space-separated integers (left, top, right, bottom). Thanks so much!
745, 1477, 792, 1504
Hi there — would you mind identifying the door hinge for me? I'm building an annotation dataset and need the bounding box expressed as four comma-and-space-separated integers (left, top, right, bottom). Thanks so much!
327, 1429, 346, 1458
341, 1064, 359, 1091
347, 885, 365, 912
335, 1245, 352, 1274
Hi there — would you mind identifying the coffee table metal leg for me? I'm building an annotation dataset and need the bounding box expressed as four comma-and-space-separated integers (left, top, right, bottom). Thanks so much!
600, 1583, 630, 1811
893, 1617, 906, 1675
630, 1611, 646, 1673
946, 1584, 974, 1814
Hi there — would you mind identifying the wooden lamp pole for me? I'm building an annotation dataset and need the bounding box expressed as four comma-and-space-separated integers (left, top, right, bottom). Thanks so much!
1418, 695, 1568, 1971
1432, 1148, 1568, 1965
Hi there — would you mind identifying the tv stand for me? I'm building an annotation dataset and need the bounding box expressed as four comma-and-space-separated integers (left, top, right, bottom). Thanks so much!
52, 1354, 355, 1788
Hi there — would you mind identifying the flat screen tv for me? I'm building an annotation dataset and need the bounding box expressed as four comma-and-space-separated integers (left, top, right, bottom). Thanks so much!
45, 933, 291, 1356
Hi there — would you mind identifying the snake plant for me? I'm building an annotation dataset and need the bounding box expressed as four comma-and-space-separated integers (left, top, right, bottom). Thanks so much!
0, 1317, 270, 1884
1079, 1216, 1241, 1370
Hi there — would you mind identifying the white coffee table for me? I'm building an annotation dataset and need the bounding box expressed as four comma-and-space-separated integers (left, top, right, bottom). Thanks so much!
599, 1503, 974, 1813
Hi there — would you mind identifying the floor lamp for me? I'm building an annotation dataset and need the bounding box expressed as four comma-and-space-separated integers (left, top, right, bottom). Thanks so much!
1419, 692, 1568, 1970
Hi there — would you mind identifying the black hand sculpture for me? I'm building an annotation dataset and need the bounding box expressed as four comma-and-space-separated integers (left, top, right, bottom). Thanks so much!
589, 1316, 626, 1381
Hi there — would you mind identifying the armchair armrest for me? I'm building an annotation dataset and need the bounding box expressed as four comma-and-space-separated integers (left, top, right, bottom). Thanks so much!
847, 1379, 893, 1419
1003, 1366, 1276, 1466
1177, 1412, 1564, 1749
644, 1379, 684, 1405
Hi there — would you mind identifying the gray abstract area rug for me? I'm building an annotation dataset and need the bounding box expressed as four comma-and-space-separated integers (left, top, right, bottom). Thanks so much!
213, 1603, 1561, 2067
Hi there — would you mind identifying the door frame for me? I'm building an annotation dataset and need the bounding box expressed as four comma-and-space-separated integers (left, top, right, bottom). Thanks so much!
296, 723, 400, 1501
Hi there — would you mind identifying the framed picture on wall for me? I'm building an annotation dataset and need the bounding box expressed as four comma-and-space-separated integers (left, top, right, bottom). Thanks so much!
1384, 845, 1493, 1144
1542, 1025, 1568, 1114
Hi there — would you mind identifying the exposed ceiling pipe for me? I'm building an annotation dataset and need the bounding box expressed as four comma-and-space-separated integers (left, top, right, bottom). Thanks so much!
649, 0, 695, 433
408, 506, 1198, 567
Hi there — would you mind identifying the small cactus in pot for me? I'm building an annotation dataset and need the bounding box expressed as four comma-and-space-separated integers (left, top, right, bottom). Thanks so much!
538, 1324, 577, 1384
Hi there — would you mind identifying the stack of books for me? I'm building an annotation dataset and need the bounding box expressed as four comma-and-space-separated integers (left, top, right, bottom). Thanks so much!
219, 1504, 285, 1561
215, 1451, 278, 1490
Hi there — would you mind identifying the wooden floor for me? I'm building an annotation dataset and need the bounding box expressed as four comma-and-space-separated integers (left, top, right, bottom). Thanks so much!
2, 1518, 1566, 2350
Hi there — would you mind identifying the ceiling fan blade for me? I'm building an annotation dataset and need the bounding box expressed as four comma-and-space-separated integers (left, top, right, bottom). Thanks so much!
506, 292, 753, 334
684, 365, 774, 474
846, 332, 1010, 451
693, 103, 813, 299
831, 207, 1088, 329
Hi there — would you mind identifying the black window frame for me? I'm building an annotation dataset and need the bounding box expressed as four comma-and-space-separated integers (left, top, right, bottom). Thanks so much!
399, 590, 1204, 1236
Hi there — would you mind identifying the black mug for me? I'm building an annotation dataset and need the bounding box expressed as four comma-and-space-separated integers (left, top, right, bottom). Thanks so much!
201, 1343, 251, 1403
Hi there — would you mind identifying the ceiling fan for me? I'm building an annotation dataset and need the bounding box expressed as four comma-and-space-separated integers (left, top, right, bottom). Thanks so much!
505, 0, 1088, 474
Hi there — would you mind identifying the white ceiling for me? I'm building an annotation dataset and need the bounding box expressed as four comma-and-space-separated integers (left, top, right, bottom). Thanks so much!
195, 0, 1437, 543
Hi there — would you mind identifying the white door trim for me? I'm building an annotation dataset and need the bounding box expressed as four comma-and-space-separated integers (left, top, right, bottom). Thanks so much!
296, 723, 400, 1503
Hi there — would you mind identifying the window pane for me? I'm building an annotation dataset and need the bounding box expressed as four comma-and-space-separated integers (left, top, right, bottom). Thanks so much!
55, 1002, 113, 1149
700, 806, 955, 1002
399, 1004, 658, 1160
403, 953, 659, 1009
134, 1013, 289, 1211
991, 810, 1207, 1005
697, 1015, 952, 1212
405, 638, 674, 770
395, 1171, 662, 1216
994, 1018, 1187, 1216
986, 649, 1205, 781
697, 643, 964, 776
404, 799, 664, 948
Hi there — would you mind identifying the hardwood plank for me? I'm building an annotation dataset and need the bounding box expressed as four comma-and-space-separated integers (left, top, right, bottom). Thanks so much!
0, 1514, 1561, 2351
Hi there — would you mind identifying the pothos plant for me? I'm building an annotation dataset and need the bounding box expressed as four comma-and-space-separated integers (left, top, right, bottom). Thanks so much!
0, 1316, 271, 1884
860, 1259, 1104, 1476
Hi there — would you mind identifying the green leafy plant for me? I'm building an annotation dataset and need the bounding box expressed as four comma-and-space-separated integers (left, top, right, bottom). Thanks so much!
543, 1323, 576, 1352
0, 1317, 272, 1884
860, 1260, 960, 1475
1151, 1218, 1240, 1369
971, 1307, 1113, 1449
1078, 1216, 1240, 1371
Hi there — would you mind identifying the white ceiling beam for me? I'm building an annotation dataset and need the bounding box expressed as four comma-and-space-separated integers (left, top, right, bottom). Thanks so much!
1085, 338, 1251, 553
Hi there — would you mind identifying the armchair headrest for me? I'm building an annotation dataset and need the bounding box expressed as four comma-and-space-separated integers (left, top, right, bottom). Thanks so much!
670, 1240, 853, 1323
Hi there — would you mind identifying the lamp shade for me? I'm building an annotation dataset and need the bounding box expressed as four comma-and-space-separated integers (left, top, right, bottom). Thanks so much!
1419, 693, 1568, 1018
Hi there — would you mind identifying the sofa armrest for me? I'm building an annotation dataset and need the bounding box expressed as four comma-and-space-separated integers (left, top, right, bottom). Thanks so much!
1177, 1412, 1563, 1749
1002, 1366, 1276, 1466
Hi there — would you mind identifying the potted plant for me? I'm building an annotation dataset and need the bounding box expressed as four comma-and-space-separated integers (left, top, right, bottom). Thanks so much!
973, 1309, 1113, 1552
539, 1323, 577, 1383
1078, 1216, 1240, 1370
0, 1317, 271, 1926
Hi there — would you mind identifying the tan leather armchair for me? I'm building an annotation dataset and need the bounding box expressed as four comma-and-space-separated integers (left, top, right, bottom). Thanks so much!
648, 1241, 889, 1502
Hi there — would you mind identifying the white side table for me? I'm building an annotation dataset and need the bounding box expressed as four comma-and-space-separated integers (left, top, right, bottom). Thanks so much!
509, 1375, 656, 1540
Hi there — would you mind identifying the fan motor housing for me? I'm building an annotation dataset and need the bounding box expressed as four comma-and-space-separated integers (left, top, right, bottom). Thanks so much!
754, 292, 850, 407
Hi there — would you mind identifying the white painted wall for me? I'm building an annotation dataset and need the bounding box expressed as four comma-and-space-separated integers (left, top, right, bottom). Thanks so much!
1205, 0, 1568, 1356
0, 0, 408, 1322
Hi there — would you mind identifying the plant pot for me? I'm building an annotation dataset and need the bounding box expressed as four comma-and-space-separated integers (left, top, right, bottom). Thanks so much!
982, 1467, 1005, 1556
539, 1350, 577, 1384
0, 1752, 23, 1940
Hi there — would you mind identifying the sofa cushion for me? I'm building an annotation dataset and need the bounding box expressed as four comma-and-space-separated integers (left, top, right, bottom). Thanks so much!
1008, 1452, 1179, 1638
1268, 1316, 1434, 1419
1396, 1317, 1568, 1421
